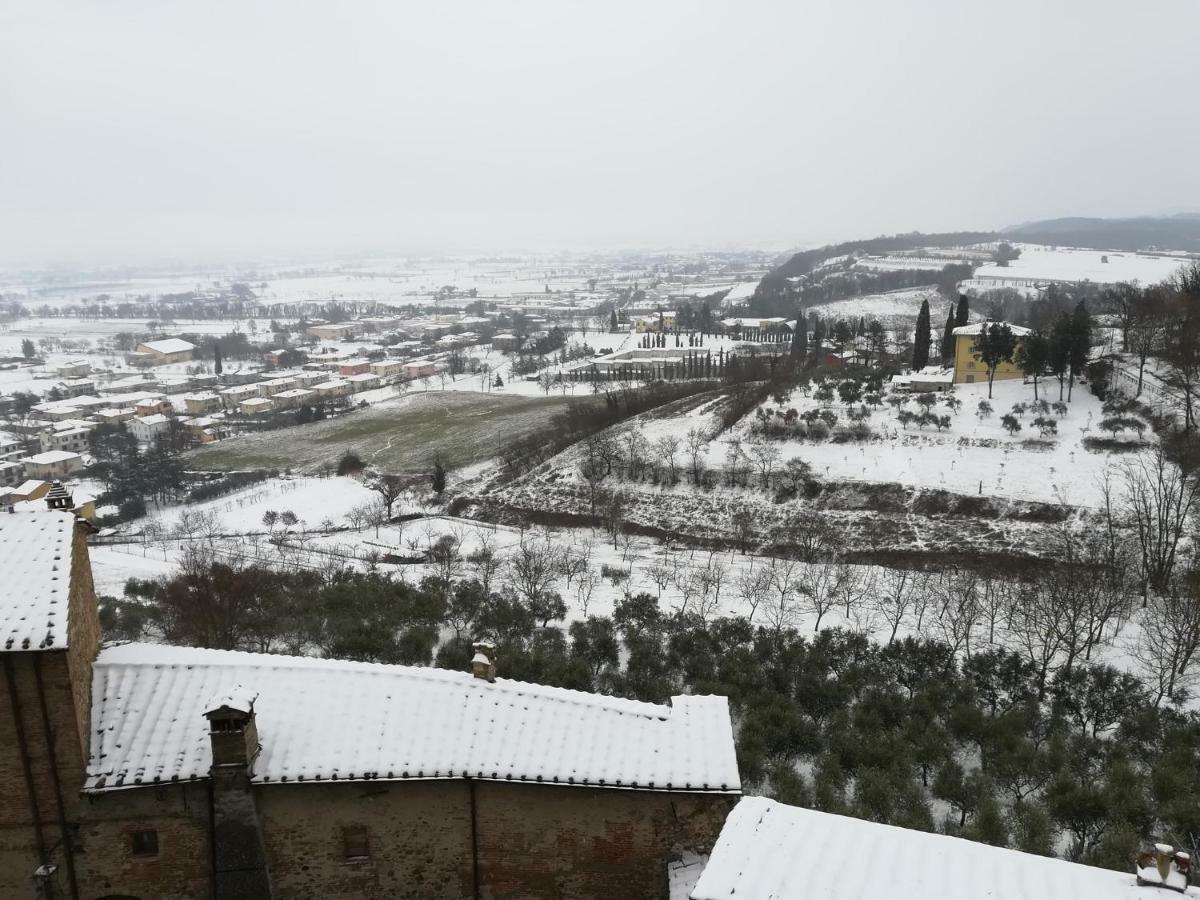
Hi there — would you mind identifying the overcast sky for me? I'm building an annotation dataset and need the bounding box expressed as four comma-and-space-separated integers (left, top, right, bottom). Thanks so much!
1, 0, 1198, 266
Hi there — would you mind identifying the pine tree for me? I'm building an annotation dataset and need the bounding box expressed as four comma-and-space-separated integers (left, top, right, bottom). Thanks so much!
941, 309, 956, 364
213, 343, 223, 376
913, 299, 931, 370
609, 309, 618, 332
811, 316, 826, 355
955, 294, 970, 327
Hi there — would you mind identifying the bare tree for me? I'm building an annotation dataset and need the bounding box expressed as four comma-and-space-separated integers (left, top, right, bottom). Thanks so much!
653, 434, 682, 485
765, 556, 802, 634
1130, 572, 1200, 705
746, 436, 782, 491
873, 568, 924, 644
467, 534, 503, 596
1121, 449, 1200, 594
799, 559, 858, 632
685, 427, 708, 484
574, 568, 599, 618
645, 558, 674, 598
505, 534, 561, 606
735, 565, 772, 624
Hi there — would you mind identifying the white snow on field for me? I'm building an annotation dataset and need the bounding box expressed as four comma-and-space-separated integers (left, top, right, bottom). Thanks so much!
143, 476, 381, 534
89, 546, 176, 596
806, 288, 950, 325
972, 244, 1191, 287
736, 378, 1133, 507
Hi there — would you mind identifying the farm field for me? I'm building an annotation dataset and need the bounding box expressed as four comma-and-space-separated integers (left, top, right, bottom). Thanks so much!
186, 389, 592, 473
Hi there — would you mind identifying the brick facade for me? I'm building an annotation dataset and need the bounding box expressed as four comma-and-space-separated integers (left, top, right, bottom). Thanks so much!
0, 521, 738, 899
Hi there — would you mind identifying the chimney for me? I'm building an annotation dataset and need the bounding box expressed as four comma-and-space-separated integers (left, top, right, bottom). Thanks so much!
471, 641, 496, 682
204, 687, 261, 769
1136, 842, 1191, 891
45, 481, 73, 513
203, 687, 275, 898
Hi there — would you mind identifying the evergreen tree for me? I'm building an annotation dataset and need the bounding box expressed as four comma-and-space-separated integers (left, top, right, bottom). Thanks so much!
811, 316, 826, 354
1067, 301, 1093, 402
955, 294, 970, 327
789, 311, 807, 369
974, 322, 1018, 399
609, 309, 618, 332
213, 343, 223, 376
912, 299, 931, 370
21, 338, 35, 359
1049, 315, 1072, 401
857, 316, 867, 338
1016, 331, 1049, 400
941, 309, 956, 364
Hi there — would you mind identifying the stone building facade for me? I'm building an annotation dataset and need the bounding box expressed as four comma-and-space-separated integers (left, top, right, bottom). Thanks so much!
0, 509, 740, 900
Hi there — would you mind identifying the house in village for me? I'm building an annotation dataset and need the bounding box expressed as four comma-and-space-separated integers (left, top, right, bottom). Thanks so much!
17, 450, 83, 480
305, 322, 363, 341
0, 507, 740, 899
126, 338, 196, 367
55, 359, 92, 378
129, 413, 172, 445
182, 393, 222, 415
951, 320, 1031, 385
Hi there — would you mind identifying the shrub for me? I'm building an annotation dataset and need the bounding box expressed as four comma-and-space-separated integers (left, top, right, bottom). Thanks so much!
1052, 401, 1068, 418
337, 451, 366, 475
808, 420, 830, 441
186, 470, 272, 503
1032, 416, 1058, 437
1011, 402, 1028, 416
976, 400, 993, 420
1001, 414, 1021, 435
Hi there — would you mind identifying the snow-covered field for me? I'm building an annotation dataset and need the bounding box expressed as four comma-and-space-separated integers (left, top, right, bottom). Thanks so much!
735, 378, 1123, 507
970, 244, 1191, 287
805, 288, 961, 326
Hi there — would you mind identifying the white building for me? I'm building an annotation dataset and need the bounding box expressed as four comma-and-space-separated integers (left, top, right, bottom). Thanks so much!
19, 450, 83, 480
129, 413, 172, 444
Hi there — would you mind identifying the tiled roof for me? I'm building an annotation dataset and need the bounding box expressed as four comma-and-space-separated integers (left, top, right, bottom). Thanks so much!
690, 797, 1191, 900
86, 643, 741, 794
0, 510, 75, 652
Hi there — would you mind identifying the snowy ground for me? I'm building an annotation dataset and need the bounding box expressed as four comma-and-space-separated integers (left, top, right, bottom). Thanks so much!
970, 244, 1190, 287
548, 376, 1136, 509
805, 288, 967, 328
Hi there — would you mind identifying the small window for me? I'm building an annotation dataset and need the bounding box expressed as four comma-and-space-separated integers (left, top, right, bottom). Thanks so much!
342, 826, 369, 861
130, 830, 158, 857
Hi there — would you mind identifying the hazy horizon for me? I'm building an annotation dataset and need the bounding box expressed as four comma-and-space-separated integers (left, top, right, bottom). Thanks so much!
2, 0, 1198, 267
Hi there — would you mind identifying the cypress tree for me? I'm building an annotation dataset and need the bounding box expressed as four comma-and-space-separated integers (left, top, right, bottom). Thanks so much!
214, 343, 223, 376
941, 309, 956, 365
955, 294, 970, 327
812, 316, 826, 354
913, 299, 931, 370
609, 309, 618, 332
790, 312, 807, 368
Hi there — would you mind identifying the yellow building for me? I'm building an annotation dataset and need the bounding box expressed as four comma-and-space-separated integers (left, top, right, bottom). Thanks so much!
952, 321, 1031, 385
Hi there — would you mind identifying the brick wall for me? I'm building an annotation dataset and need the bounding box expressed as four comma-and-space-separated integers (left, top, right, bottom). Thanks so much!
74, 784, 211, 900
256, 779, 733, 900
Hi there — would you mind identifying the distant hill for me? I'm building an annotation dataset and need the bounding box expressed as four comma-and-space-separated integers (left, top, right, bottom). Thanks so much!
772, 230, 997, 278
1004, 214, 1200, 253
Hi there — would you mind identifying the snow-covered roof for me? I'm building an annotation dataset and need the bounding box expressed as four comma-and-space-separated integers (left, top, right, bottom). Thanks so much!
21, 450, 82, 465
135, 414, 171, 426
689, 797, 1188, 900
0, 510, 76, 652
952, 320, 1033, 337
139, 338, 196, 354
86, 643, 741, 794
